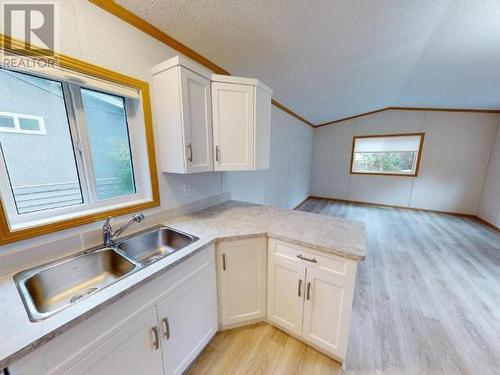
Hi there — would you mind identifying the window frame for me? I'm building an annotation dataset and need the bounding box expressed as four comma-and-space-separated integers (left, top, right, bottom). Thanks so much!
0, 35, 160, 245
349, 133, 425, 177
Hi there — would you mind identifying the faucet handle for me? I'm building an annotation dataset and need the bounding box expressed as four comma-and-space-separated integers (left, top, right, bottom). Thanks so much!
103, 216, 113, 228
134, 213, 145, 222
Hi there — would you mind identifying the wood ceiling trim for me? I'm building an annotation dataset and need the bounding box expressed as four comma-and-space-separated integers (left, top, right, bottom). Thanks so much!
89, 0, 315, 128
316, 106, 500, 128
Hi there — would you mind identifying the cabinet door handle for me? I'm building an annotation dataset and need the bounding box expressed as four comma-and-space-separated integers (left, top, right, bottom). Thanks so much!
215, 145, 220, 162
298, 279, 302, 297
187, 143, 193, 162
222, 253, 227, 271
151, 326, 160, 350
306, 282, 312, 301
297, 254, 317, 263
162, 317, 170, 339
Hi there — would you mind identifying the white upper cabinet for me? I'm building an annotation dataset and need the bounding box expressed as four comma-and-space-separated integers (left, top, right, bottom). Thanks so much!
152, 56, 213, 174
152, 57, 272, 173
212, 75, 272, 171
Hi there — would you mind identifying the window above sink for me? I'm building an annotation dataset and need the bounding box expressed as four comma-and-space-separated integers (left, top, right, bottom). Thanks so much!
0, 41, 160, 244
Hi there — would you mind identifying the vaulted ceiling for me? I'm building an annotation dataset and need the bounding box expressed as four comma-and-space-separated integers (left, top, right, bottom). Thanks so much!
116, 0, 500, 125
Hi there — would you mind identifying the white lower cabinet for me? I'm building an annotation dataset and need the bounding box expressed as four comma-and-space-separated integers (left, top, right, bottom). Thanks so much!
62, 307, 164, 375
302, 267, 354, 359
267, 239, 356, 362
10, 239, 358, 373
9, 248, 218, 375
157, 263, 217, 375
267, 256, 305, 336
216, 238, 267, 327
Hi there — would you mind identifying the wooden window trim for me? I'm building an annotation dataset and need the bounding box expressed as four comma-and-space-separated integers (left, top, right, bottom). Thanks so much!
0, 34, 160, 245
349, 132, 425, 177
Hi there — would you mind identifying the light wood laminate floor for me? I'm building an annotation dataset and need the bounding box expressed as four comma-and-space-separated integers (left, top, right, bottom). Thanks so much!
188, 198, 500, 375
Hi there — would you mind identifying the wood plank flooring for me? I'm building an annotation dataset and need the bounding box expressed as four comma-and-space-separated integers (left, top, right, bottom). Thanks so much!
187, 322, 342, 375
187, 198, 500, 375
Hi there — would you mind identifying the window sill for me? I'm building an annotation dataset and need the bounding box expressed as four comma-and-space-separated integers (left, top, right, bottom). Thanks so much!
350, 171, 418, 177
8, 198, 155, 232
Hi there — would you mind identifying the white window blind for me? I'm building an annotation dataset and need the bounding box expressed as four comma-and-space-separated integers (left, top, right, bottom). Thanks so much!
354, 135, 422, 153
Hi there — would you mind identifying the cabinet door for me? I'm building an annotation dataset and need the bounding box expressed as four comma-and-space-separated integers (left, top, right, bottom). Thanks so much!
180, 67, 213, 173
302, 267, 354, 360
217, 238, 267, 326
267, 256, 306, 336
62, 307, 163, 375
212, 82, 255, 171
156, 262, 218, 375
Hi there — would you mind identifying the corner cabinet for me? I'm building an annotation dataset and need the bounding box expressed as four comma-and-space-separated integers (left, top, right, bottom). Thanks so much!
151, 57, 273, 173
267, 239, 357, 362
216, 238, 267, 328
212, 75, 272, 171
152, 56, 214, 174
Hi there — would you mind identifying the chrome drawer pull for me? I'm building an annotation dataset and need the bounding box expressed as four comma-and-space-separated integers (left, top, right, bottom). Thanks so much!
297, 254, 317, 263
162, 317, 170, 339
151, 326, 160, 349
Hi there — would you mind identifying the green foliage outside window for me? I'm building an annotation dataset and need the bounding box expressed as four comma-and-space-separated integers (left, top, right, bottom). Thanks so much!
354, 152, 416, 174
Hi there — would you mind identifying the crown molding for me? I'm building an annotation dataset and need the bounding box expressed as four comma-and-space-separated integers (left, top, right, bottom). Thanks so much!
316, 106, 500, 128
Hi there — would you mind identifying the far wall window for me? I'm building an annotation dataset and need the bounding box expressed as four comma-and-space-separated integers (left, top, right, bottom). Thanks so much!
350, 133, 425, 177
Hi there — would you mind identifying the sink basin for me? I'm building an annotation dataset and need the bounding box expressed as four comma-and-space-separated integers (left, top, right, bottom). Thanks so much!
15, 248, 137, 321
117, 226, 199, 265
14, 225, 199, 322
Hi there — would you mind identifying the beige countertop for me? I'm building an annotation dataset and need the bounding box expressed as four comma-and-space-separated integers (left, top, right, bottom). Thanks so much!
0, 201, 366, 369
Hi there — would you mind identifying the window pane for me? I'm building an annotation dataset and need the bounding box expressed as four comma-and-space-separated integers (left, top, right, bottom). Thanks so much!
81, 88, 136, 200
19, 117, 41, 131
0, 70, 83, 214
354, 152, 382, 172
381, 152, 416, 173
0, 115, 15, 129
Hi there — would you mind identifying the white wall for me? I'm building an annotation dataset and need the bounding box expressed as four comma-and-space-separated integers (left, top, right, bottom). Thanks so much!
478, 122, 500, 227
223, 107, 314, 209
311, 109, 499, 214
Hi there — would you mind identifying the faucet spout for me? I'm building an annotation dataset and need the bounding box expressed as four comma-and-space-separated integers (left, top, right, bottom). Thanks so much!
102, 213, 145, 247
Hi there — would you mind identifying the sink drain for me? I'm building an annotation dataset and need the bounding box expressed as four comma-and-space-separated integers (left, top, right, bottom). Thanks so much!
70, 287, 98, 303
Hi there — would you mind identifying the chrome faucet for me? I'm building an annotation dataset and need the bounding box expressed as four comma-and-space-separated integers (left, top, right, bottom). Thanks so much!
103, 213, 145, 247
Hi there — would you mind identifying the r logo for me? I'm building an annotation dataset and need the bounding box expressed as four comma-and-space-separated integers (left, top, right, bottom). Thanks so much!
2, 2, 59, 54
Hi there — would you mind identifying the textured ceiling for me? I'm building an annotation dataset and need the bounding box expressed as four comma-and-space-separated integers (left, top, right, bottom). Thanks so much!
116, 0, 500, 125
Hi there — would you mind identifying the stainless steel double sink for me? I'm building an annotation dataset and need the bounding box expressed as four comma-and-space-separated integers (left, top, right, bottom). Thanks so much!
14, 226, 199, 322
